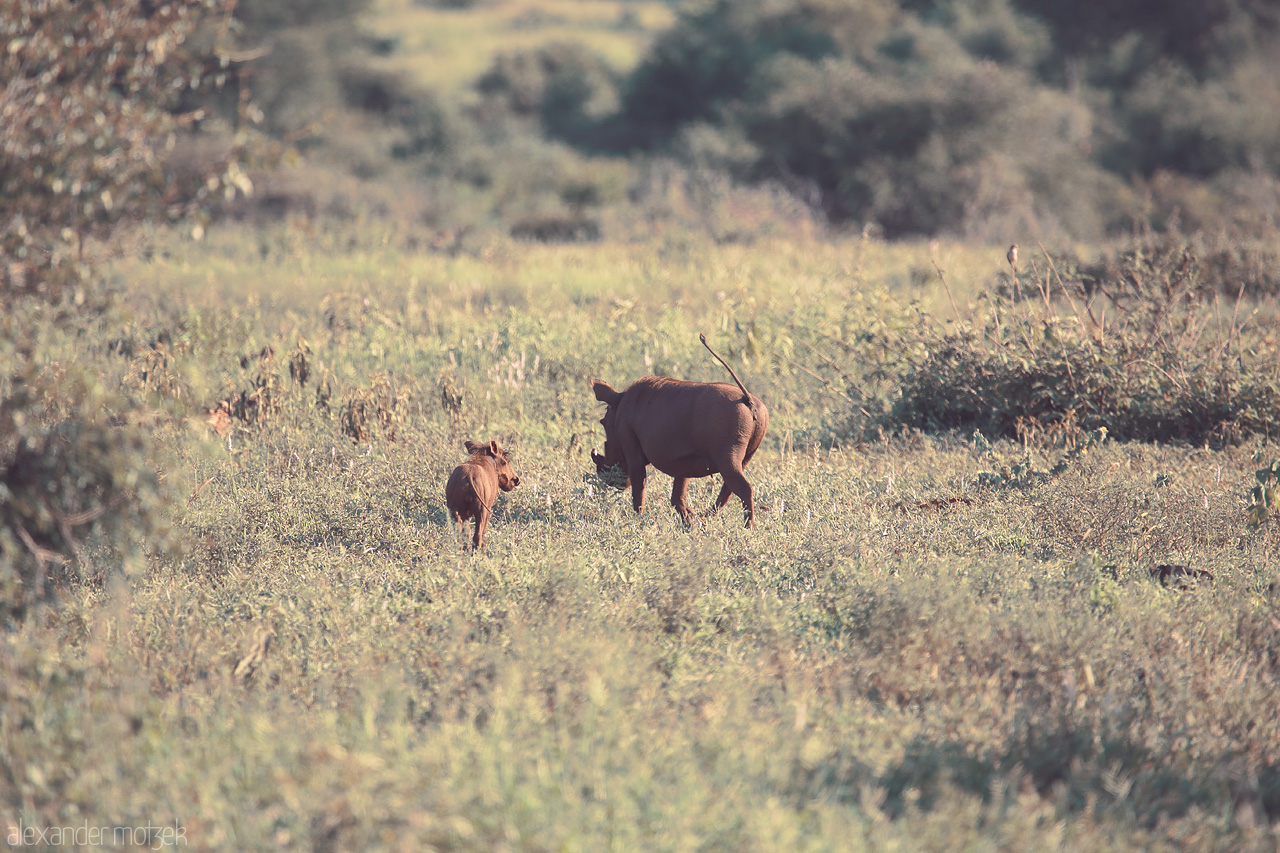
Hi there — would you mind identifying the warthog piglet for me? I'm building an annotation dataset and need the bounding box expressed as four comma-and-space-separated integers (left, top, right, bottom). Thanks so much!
446, 439, 521, 549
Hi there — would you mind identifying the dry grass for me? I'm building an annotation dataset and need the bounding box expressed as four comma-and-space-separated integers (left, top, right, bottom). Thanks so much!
5, 226, 1280, 849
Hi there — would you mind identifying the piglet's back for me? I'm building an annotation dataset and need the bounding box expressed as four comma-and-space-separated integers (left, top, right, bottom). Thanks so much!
446, 459, 497, 519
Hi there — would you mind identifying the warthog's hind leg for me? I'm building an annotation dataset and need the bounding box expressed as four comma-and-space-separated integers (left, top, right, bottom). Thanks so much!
715, 469, 755, 528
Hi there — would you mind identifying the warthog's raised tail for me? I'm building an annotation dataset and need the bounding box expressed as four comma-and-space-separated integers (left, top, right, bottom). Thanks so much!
699, 333, 750, 399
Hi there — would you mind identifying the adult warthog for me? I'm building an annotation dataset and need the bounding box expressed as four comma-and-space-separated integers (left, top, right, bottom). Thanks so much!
590, 334, 768, 527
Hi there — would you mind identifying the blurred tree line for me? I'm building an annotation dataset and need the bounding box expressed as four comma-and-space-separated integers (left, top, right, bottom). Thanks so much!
250, 0, 1280, 241
599, 0, 1280, 239
8, 0, 1279, 262
6, 0, 1280, 297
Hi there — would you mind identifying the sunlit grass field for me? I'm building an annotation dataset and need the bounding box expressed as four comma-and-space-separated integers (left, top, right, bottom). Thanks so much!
367, 0, 675, 96
4, 220, 1280, 850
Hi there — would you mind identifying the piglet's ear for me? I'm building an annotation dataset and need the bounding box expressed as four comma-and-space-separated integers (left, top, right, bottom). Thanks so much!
591, 379, 622, 407
464, 440, 481, 454
488, 439, 500, 456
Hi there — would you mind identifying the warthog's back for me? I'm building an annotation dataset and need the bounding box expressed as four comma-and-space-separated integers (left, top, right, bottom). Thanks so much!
619, 376, 767, 478
446, 461, 497, 518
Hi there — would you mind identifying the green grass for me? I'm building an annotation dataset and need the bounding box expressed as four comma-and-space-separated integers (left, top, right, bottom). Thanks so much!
368, 0, 675, 96
5, 224, 1280, 850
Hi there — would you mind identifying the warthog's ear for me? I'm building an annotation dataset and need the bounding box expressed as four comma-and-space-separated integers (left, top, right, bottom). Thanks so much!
488, 439, 500, 456
590, 379, 622, 407
463, 440, 482, 454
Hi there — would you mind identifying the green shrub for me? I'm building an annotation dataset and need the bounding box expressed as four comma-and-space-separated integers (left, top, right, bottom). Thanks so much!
886, 239, 1280, 445
0, 359, 180, 623
476, 42, 620, 146
620, 0, 897, 148
890, 324, 1279, 446
738, 48, 1110, 238
1247, 455, 1280, 528
1078, 232, 1280, 299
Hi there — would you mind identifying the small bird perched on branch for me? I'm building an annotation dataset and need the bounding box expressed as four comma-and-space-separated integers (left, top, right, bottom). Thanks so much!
1006, 244, 1018, 276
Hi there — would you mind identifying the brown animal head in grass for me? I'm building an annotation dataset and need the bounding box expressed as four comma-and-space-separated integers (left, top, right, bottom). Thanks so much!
465, 439, 521, 493
589, 390, 630, 490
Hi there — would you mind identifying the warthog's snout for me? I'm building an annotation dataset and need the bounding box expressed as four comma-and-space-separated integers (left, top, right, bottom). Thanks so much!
590, 449, 629, 489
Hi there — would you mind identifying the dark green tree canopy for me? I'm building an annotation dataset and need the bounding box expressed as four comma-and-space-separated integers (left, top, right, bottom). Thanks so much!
597, 0, 1280, 238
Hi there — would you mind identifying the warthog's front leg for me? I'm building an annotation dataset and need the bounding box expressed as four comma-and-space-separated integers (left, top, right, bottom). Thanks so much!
628, 463, 648, 514
670, 477, 693, 525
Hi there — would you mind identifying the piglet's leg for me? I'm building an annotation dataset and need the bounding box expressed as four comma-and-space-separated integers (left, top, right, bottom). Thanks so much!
451, 511, 470, 549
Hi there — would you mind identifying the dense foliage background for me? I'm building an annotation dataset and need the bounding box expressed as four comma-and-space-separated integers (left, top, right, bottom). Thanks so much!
159, 0, 1280, 242
613, 0, 1280, 238
11, 0, 1275, 251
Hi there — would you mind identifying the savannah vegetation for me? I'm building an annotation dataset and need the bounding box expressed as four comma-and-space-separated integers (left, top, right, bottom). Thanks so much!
4, 0, 1280, 849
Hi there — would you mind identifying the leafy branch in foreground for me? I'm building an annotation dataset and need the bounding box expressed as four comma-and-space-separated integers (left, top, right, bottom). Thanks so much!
973, 427, 1108, 489
1247, 455, 1280, 528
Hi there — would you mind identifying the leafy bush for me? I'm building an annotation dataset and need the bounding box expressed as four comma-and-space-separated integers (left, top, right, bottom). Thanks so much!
620, 0, 897, 148
886, 237, 1280, 445
0, 0, 242, 302
890, 320, 1279, 446
1247, 455, 1280, 528
739, 48, 1112, 238
476, 43, 620, 146
1077, 232, 1280, 299
0, 359, 179, 623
